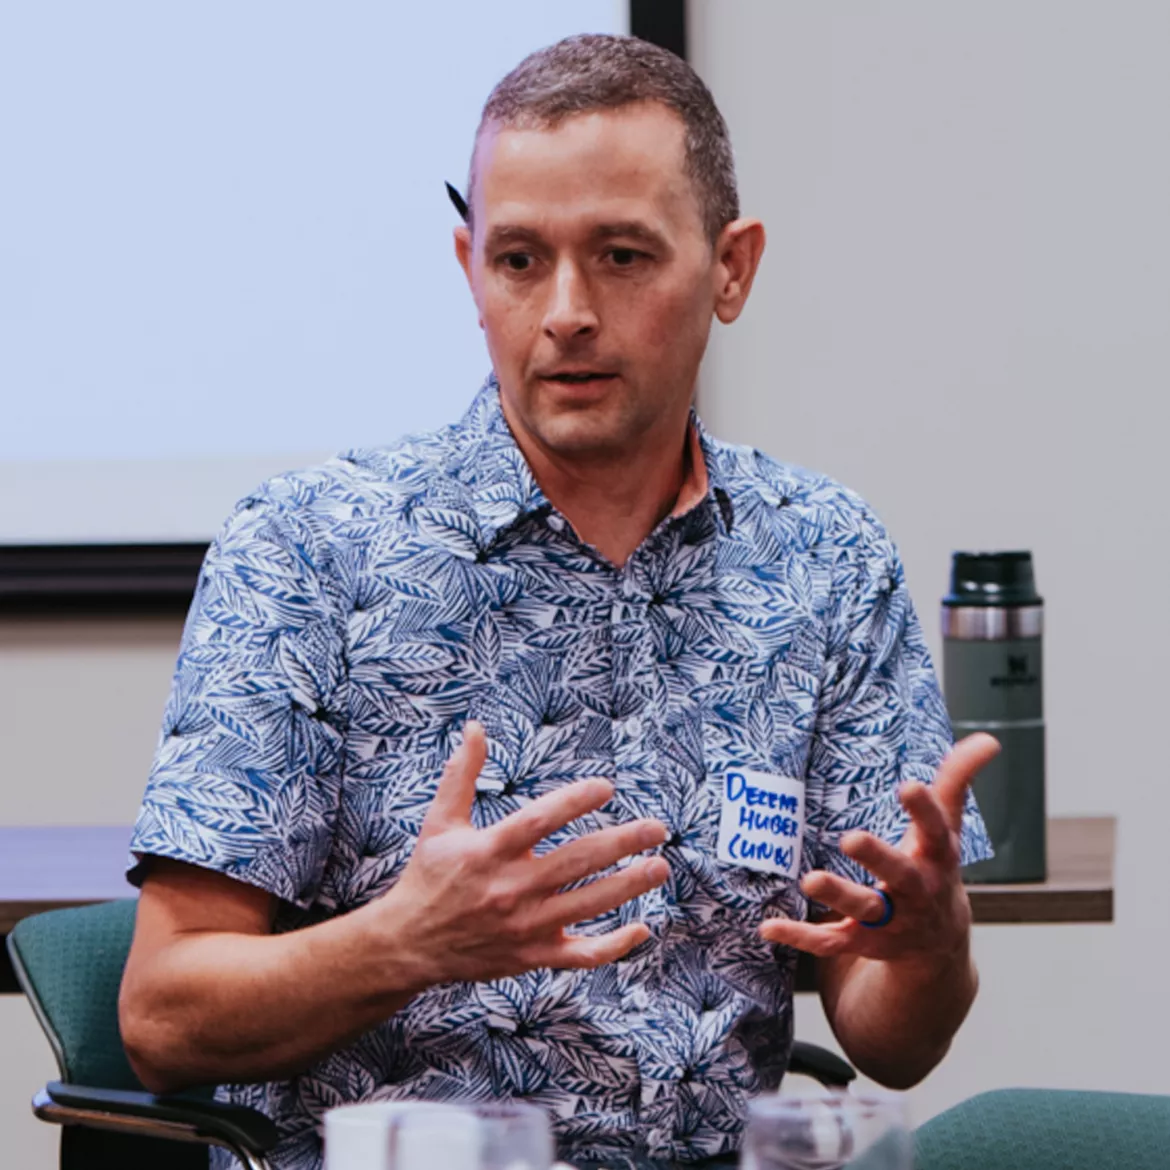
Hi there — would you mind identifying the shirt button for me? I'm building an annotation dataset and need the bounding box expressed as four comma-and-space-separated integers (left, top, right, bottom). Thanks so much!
546, 514, 565, 532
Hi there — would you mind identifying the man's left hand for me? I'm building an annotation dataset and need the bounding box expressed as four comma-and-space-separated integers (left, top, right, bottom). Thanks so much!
759, 733, 1000, 966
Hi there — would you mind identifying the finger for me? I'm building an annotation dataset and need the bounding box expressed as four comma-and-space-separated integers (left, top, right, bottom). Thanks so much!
840, 831, 924, 895
758, 916, 861, 957
533, 818, 668, 891
933, 733, 1001, 832
539, 856, 670, 929
545, 922, 652, 969
801, 871, 889, 925
899, 781, 955, 864
421, 721, 487, 832
493, 777, 616, 855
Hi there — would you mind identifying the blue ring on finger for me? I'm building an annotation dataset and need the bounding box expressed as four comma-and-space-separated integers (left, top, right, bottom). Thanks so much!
861, 889, 895, 929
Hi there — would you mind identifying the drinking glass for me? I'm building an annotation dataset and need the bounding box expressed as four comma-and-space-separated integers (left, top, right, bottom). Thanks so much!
324, 1099, 554, 1170
742, 1093, 911, 1170
325, 1101, 460, 1170
465, 1101, 556, 1170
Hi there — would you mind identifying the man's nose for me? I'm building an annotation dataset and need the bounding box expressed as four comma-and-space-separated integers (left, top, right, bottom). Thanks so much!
541, 260, 599, 342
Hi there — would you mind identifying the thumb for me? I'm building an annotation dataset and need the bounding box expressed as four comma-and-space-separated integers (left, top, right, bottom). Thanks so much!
935, 732, 1000, 832
421, 720, 487, 833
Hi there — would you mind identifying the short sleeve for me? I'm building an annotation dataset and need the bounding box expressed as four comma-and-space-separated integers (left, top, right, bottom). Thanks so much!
804, 508, 993, 883
128, 492, 349, 908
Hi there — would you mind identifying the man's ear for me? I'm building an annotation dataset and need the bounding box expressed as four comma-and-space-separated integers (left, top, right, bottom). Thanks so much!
454, 225, 474, 284
453, 225, 483, 328
712, 218, 766, 325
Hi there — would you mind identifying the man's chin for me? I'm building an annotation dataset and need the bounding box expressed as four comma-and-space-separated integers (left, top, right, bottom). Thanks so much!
498, 380, 647, 462
528, 407, 638, 461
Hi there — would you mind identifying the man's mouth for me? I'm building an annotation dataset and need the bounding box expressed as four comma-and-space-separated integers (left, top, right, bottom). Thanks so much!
542, 371, 616, 384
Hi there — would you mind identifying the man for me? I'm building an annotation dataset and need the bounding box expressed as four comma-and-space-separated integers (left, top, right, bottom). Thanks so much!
120, 34, 996, 1170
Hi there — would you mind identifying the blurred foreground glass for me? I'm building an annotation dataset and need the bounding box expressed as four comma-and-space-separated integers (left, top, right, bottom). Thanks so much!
465, 1101, 555, 1170
324, 1099, 554, 1170
742, 1094, 911, 1170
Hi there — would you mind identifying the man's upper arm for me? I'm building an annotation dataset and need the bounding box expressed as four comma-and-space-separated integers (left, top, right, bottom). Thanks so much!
125, 859, 276, 977
128, 488, 349, 909
135, 858, 276, 938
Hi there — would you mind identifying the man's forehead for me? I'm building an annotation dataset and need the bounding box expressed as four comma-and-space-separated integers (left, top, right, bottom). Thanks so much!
472, 104, 697, 229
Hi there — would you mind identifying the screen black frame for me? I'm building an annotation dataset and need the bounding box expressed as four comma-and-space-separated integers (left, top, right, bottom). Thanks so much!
0, 0, 687, 616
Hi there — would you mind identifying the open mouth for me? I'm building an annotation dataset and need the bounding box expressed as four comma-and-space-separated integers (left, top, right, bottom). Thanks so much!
543, 372, 616, 384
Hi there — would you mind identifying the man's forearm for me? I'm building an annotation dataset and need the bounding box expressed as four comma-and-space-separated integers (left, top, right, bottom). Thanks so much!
817, 945, 978, 1089
120, 897, 420, 1092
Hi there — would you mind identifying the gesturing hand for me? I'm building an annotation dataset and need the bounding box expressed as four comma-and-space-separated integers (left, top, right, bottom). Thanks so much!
759, 734, 1000, 966
382, 721, 670, 989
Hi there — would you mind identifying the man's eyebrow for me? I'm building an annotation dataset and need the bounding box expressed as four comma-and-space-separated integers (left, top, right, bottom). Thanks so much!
482, 225, 546, 250
482, 221, 671, 251
590, 221, 669, 249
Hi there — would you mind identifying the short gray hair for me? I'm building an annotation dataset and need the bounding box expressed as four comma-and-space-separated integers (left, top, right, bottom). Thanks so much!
468, 34, 739, 243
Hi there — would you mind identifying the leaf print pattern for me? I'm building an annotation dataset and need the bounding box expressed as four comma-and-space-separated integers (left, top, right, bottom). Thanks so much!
129, 378, 991, 1170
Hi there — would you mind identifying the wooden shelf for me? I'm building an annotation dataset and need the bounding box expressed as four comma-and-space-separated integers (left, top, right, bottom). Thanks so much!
967, 816, 1114, 925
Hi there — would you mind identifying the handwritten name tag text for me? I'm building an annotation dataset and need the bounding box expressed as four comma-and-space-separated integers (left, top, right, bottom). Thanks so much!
715, 769, 805, 878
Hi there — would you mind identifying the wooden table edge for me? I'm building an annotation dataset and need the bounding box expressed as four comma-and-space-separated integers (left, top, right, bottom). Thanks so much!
0, 897, 118, 937
970, 888, 1113, 925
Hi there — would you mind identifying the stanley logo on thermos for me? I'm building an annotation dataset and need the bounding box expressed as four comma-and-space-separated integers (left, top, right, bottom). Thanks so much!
990, 655, 1038, 688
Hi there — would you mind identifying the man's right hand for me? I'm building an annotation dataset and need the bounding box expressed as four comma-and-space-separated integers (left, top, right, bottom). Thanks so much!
121, 720, 666, 1092
376, 720, 669, 988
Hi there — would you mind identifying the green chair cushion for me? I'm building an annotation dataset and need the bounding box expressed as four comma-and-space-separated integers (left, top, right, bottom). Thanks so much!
915, 1087, 1170, 1170
8, 899, 211, 1099
9, 900, 142, 1089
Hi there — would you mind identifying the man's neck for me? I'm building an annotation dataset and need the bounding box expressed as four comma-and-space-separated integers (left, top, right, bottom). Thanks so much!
504, 411, 704, 569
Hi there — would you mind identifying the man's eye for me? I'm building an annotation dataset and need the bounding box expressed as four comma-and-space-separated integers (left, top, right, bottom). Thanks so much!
607, 248, 645, 267
500, 252, 533, 272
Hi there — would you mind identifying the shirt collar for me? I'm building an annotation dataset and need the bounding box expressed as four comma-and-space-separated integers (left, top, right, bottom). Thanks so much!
452, 377, 733, 547
686, 411, 736, 534
451, 378, 550, 546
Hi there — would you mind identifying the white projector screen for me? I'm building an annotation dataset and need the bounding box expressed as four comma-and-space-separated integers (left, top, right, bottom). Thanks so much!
0, 1, 627, 544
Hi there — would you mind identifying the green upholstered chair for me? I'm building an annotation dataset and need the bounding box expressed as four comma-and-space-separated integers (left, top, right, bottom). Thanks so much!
7, 899, 277, 1170
8, 898, 856, 1170
914, 1087, 1170, 1170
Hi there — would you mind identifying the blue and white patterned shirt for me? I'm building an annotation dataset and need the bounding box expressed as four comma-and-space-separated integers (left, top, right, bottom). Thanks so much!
130, 380, 990, 1169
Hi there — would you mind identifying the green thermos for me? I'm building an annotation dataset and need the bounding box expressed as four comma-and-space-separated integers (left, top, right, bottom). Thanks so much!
942, 551, 1046, 882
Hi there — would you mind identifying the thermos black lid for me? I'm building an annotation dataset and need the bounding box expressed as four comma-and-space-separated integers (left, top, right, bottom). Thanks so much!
943, 551, 1042, 607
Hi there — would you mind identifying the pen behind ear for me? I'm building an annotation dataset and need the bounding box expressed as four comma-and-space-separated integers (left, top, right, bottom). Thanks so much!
446, 182, 469, 223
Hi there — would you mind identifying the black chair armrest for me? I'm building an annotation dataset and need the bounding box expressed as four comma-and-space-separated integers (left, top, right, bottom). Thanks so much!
45, 1081, 279, 1155
788, 1041, 857, 1088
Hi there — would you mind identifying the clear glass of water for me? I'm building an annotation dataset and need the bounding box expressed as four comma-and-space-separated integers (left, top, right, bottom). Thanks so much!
742, 1093, 911, 1170
467, 1101, 556, 1170
387, 1100, 554, 1170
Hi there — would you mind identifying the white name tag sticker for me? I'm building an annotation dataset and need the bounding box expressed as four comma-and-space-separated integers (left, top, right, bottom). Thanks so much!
715, 769, 805, 878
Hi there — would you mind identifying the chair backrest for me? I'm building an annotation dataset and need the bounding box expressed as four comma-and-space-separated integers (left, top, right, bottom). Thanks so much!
7, 899, 146, 1090
914, 1087, 1170, 1170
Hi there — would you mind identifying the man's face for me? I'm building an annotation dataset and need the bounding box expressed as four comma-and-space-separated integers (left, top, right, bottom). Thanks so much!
456, 102, 721, 463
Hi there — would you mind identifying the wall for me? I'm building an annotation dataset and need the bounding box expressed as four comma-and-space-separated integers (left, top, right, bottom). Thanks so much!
689, 0, 1170, 1123
0, 617, 184, 1165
